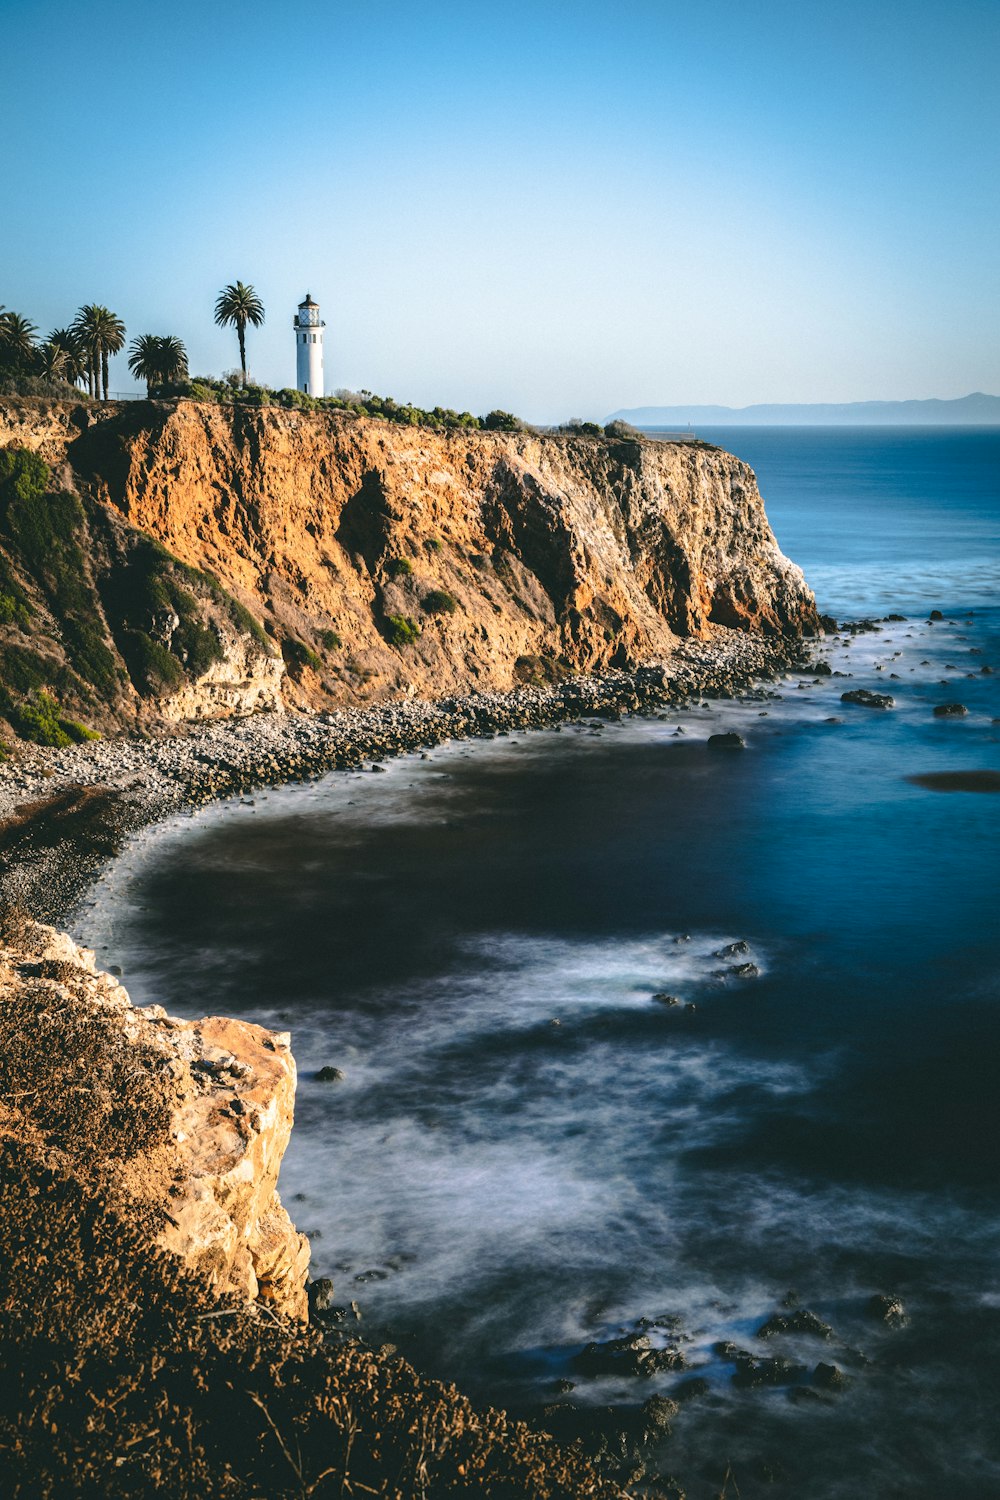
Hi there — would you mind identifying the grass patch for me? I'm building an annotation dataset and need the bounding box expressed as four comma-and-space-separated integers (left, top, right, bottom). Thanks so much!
385, 614, 421, 647
318, 628, 342, 651
283, 638, 322, 673
1, 690, 98, 748
386, 557, 413, 580
117, 630, 185, 693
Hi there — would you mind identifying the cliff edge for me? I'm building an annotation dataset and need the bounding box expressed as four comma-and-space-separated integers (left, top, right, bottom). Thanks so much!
0, 398, 817, 739
0, 914, 309, 1318
0, 912, 626, 1497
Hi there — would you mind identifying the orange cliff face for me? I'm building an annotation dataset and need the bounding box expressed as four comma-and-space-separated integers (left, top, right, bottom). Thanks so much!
0, 398, 818, 723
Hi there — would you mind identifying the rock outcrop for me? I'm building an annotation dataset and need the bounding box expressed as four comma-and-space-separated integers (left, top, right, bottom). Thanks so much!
0, 912, 628, 1497
0, 913, 308, 1318
0, 397, 817, 740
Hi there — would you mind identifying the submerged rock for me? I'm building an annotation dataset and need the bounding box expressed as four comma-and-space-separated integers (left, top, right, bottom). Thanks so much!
575, 1332, 687, 1378
933, 702, 968, 717
813, 1361, 849, 1391
732, 1352, 807, 1388
757, 1309, 833, 1340
673, 1376, 711, 1403
841, 688, 895, 708
867, 1293, 908, 1327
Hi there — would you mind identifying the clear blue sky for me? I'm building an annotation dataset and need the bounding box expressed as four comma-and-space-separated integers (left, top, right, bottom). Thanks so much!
2, 0, 997, 420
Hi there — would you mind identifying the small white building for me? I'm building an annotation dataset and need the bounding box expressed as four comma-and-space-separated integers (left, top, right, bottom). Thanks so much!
293, 294, 325, 396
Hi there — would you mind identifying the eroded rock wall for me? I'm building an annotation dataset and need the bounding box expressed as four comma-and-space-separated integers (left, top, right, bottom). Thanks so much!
0, 399, 817, 722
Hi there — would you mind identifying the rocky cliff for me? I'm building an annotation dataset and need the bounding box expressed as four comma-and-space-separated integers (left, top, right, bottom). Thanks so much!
0, 914, 309, 1318
0, 398, 817, 740
0, 910, 625, 1498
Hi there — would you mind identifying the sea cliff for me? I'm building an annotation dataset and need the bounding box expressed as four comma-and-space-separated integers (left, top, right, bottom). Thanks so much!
0, 398, 817, 738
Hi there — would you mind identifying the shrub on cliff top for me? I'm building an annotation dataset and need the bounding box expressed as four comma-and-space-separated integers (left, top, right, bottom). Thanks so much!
560, 418, 604, 437
482, 409, 523, 432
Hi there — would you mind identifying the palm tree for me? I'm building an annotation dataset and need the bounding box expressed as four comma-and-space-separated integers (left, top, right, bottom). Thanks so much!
73, 304, 127, 399
0, 310, 38, 372
127, 333, 188, 395
36, 341, 71, 383
48, 328, 88, 388
214, 282, 264, 386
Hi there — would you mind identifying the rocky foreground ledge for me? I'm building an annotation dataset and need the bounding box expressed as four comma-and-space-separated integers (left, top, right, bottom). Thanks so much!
0, 913, 627, 1498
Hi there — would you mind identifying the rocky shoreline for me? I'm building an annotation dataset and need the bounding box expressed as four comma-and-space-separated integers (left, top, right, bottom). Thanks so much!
0, 627, 821, 1500
0, 628, 812, 927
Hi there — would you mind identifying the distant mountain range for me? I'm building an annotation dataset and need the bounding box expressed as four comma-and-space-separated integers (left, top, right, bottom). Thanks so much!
607, 393, 1000, 427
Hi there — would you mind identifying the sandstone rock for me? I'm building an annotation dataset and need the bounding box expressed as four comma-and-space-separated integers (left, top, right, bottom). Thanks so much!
0, 398, 819, 732
0, 918, 309, 1319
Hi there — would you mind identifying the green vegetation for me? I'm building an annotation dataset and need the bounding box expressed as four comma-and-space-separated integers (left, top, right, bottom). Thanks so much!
385, 614, 421, 647
422, 589, 458, 615
318, 628, 342, 651
0, 642, 100, 744
283, 637, 322, 673
603, 419, 641, 439
101, 536, 230, 695
0, 591, 30, 628
559, 419, 604, 437
481, 410, 524, 432
386, 557, 413, 580
159, 376, 522, 433
425, 537, 442, 552
117, 631, 184, 693
214, 282, 265, 387
3, 296, 538, 433
0, 449, 119, 698
0, 303, 128, 400
3, 690, 99, 747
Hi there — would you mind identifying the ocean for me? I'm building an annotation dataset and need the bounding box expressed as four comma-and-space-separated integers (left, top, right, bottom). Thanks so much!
81, 428, 1000, 1499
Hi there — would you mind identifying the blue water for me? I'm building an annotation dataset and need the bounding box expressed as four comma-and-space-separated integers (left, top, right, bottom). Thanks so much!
82, 430, 1000, 1500
705, 426, 1000, 616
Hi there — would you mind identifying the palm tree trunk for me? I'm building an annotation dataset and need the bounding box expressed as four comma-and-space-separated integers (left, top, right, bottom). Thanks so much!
102, 351, 110, 401
238, 322, 247, 386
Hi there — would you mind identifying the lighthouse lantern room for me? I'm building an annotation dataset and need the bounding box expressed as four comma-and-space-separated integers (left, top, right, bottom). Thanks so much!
293, 294, 325, 397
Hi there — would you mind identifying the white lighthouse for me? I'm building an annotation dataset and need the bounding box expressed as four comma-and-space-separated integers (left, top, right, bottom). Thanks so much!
293, 293, 325, 396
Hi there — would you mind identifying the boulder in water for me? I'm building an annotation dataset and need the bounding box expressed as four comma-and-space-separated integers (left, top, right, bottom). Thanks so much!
841, 688, 895, 708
